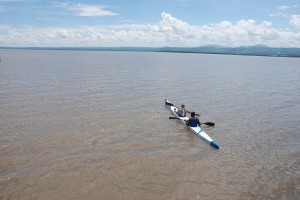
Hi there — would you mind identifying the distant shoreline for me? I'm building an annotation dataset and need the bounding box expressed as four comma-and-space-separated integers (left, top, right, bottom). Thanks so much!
1, 46, 300, 57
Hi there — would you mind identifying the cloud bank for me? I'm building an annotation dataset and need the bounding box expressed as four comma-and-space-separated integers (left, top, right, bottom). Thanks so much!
0, 12, 300, 47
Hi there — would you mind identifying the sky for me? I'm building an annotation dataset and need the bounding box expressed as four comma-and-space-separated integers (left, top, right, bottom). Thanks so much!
0, 0, 300, 47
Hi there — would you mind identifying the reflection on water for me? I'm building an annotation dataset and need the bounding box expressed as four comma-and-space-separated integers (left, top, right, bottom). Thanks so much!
0, 50, 299, 199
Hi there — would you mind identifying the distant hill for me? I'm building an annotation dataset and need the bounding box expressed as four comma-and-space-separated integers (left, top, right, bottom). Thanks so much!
1, 46, 300, 57
156, 46, 300, 57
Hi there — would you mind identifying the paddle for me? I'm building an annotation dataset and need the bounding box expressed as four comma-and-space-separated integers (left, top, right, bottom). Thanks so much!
186, 110, 201, 116
168, 117, 215, 126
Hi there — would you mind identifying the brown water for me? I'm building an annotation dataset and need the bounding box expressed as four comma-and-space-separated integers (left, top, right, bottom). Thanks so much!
0, 50, 299, 200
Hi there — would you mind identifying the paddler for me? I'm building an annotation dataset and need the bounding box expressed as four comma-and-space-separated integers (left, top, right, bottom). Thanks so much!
186, 112, 201, 127
176, 103, 187, 117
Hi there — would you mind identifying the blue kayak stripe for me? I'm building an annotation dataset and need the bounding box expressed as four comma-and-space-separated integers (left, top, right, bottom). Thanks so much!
210, 141, 220, 149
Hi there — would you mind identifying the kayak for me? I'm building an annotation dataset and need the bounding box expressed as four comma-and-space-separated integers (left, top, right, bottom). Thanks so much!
165, 99, 220, 149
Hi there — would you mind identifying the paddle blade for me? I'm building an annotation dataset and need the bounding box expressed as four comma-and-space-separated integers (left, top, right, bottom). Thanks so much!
202, 122, 215, 126
169, 117, 178, 120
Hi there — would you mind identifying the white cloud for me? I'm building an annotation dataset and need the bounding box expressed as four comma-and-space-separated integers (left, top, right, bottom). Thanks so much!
277, 5, 298, 10
68, 4, 118, 17
271, 5, 299, 18
52, 2, 118, 17
277, 5, 290, 10
290, 15, 300, 29
0, 12, 300, 47
268, 13, 288, 18
155, 12, 192, 33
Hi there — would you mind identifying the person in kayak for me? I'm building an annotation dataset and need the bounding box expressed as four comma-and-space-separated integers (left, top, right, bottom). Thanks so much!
186, 112, 201, 127
176, 103, 187, 117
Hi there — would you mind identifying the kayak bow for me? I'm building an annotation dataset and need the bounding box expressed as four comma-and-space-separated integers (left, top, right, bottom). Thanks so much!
165, 99, 220, 149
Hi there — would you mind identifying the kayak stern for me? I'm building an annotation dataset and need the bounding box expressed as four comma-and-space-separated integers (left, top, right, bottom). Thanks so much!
210, 141, 220, 149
